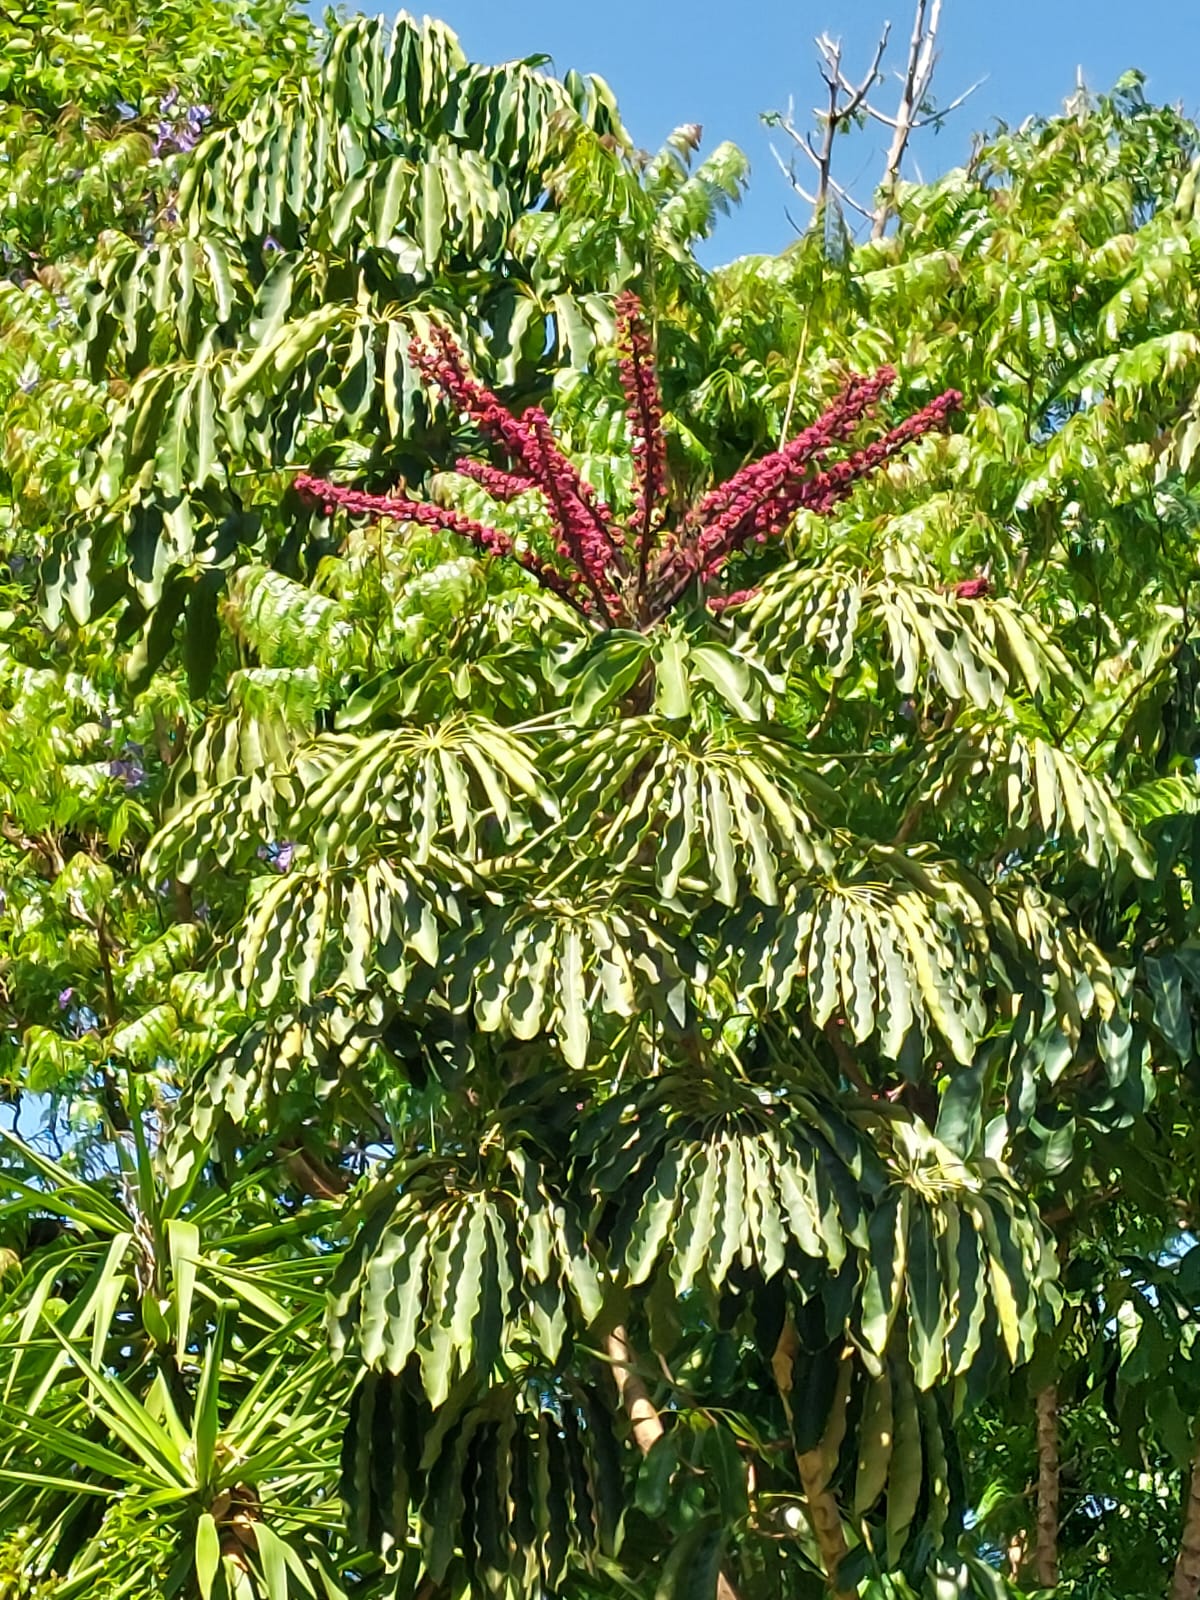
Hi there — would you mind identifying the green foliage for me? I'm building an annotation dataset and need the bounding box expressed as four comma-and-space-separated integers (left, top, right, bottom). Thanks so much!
0, 0, 313, 268
5, 18, 1200, 1600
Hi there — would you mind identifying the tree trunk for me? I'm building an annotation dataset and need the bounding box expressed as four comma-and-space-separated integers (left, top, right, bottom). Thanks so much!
1034, 1384, 1059, 1589
605, 1325, 667, 1455
1171, 1435, 1200, 1600
771, 1319, 855, 1600
605, 1327, 743, 1600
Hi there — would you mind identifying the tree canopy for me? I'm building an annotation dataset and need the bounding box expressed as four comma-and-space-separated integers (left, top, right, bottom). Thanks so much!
2, 6, 1200, 1599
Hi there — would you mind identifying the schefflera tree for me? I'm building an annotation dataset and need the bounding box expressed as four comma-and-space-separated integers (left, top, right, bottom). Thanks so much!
148, 294, 1123, 1600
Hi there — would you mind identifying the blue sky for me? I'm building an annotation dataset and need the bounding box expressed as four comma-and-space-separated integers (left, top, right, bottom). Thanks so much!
421, 0, 1200, 262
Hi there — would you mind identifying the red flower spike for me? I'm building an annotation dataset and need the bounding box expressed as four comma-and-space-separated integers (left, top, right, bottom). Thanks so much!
688, 368, 898, 573
955, 576, 992, 601
707, 588, 758, 614
292, 475, 586, 611
297, 307, 962, 631
410, 324, 626, 617
455, 459, 537, 502
615, 291, 668, 602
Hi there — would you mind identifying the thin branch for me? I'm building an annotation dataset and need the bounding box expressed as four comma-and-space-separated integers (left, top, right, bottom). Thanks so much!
770, 27, 888, 228
916, 74, 986, 126
819, 25, 890, 123
605, 1327, 744, 1600
825, 172, 876, 222
770, 143, 819, 207
861, 75, 985, 133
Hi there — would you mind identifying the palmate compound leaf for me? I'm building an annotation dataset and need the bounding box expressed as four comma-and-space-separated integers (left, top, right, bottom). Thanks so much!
161, 998, 386, 1183
773, 1135, 1057, 1578
163, 666, 318, 798
228, 855, 465, 1009
459, 894, 696, 1069
152, 702, 551, 887
560, 718, 835, 907
913, 718, 1156, 881
734, 854, 994, 1065
740, 549, 1075, 708
996, 879, 1126, 1050
146, 744, 301, 883
1004, 732, 1153, 877
846, 1357, 963, 1571
329, 1149, 603, 1405
856, 1123, 1061, 1388
342, 1366, 624, 1590
117, 923, 205, 1005
295, 715, 557, 865
588, 1080, 873, 1294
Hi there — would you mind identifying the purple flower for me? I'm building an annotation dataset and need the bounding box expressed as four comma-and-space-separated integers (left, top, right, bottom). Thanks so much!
262, 235, 283, 255
185, 105, 211, 130
115, 100, 138, 121
159, 87, 180, 114
57, 988, 74, 1010
110, 741, 145, 791
257, 840, 295, 873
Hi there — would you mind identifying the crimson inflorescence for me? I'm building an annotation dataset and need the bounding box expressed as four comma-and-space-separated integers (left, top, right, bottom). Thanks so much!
615, 290, 668, 596
293, 302, 962, 629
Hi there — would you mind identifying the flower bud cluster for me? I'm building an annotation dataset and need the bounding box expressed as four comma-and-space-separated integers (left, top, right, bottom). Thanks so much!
615, 292, 667, 586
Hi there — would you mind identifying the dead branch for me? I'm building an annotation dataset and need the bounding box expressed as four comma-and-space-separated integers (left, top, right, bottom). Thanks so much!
772, 0, 982, 240
767, 27, 888, 227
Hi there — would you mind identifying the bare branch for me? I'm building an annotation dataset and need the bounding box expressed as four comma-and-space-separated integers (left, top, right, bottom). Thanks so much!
823, 24, 890, 122
866, 73, 985, 133
911, 73, 987, 129
769, 143, 819, 206
825, 173, 875, 223
769, 24, 889, 229
819, 23, 896, 121
797, 130, 829, 172
873, 0, 938, 239
774, 1, 974, 239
